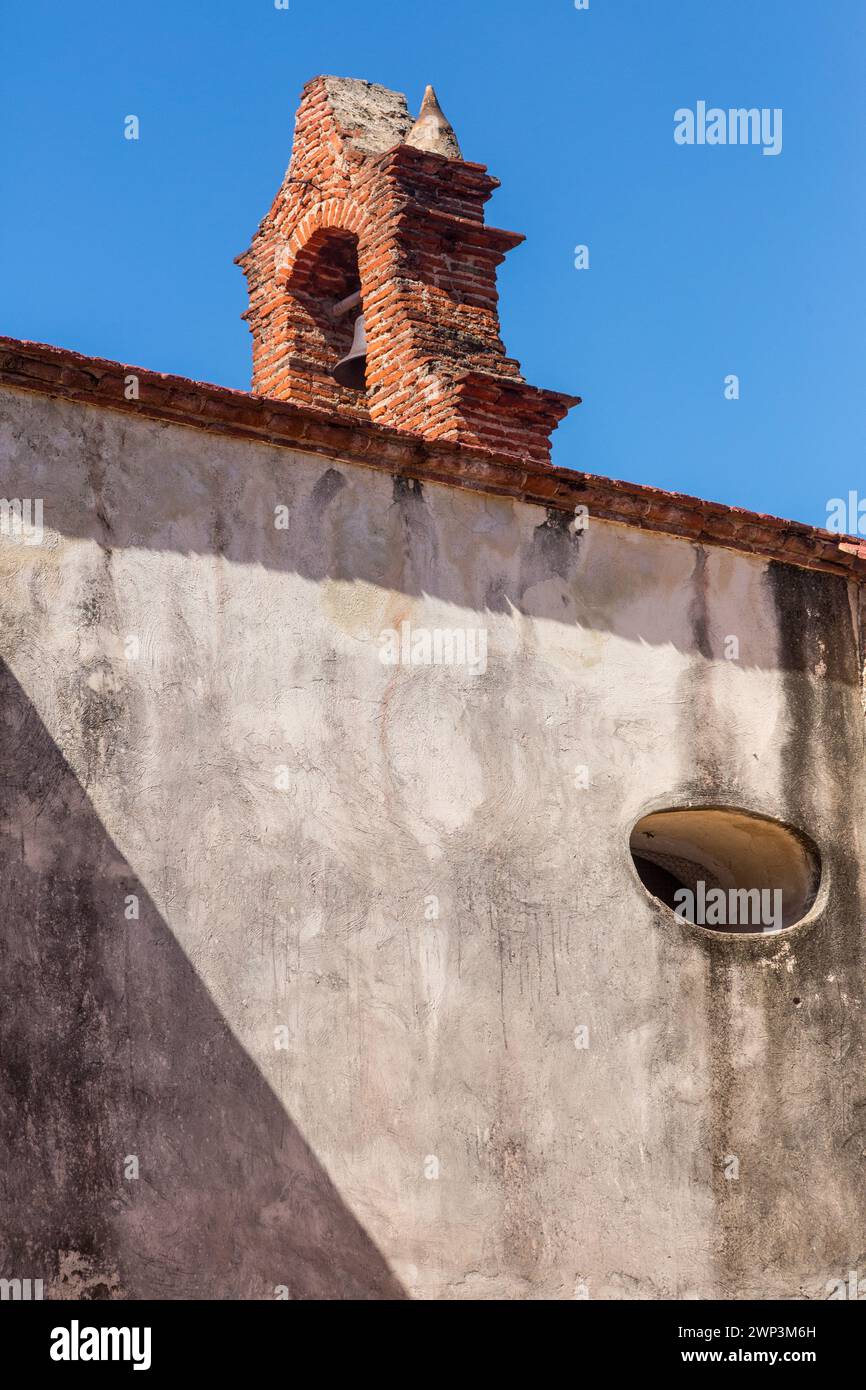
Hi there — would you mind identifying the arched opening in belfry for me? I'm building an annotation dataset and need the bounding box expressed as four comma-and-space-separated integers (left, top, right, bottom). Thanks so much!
288, 228, 366, 392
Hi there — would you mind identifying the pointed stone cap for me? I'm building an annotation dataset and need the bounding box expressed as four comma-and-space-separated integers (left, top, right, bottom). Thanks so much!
406, 85, 463, 160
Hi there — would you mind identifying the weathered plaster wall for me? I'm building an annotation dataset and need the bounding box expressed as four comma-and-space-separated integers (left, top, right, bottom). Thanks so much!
1, 386, 864, 1300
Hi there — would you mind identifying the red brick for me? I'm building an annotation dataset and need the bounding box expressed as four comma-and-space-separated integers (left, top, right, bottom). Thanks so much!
237, 76, 579, 464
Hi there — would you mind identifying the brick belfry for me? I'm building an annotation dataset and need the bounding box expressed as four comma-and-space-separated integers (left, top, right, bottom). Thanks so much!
236, 77, 579, 465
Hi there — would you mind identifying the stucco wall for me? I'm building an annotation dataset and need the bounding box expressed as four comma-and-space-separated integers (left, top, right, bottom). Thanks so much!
1, 386, 864, 1300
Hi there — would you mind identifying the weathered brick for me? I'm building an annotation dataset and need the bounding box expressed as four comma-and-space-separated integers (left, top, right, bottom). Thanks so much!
236, 76, 580, 463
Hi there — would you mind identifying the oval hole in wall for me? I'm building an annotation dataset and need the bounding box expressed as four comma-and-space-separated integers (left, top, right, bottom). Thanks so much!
630, 808, 821, 934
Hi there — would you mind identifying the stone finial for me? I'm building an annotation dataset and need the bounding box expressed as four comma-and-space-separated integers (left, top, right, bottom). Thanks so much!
405, 85, 463, 160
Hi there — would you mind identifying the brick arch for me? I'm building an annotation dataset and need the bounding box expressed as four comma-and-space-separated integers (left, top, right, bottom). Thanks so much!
277, 198, 373, 284
262, 212, 372, 413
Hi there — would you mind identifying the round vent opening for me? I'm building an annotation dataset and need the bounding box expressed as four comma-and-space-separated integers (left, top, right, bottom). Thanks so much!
630, 807, 821, 935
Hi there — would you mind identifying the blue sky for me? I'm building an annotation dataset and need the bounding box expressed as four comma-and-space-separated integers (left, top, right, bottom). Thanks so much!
1, 0, 863, 529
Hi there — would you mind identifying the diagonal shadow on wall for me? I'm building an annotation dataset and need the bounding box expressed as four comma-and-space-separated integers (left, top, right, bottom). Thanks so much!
0, 657, 406, 1300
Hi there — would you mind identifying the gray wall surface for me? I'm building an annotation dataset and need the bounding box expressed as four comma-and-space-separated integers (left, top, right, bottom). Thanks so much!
1, 386, 864, 1299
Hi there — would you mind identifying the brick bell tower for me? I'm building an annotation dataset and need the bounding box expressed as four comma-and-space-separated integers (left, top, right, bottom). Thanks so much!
237, 77, 579, 465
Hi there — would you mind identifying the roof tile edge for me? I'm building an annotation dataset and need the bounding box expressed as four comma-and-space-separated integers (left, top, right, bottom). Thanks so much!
0, 335, 862, 581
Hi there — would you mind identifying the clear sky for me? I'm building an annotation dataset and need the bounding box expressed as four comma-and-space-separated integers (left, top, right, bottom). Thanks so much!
2, 0, 863, 529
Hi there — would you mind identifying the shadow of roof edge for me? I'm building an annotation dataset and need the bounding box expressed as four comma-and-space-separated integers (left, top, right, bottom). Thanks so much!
1, 334, 864, 583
